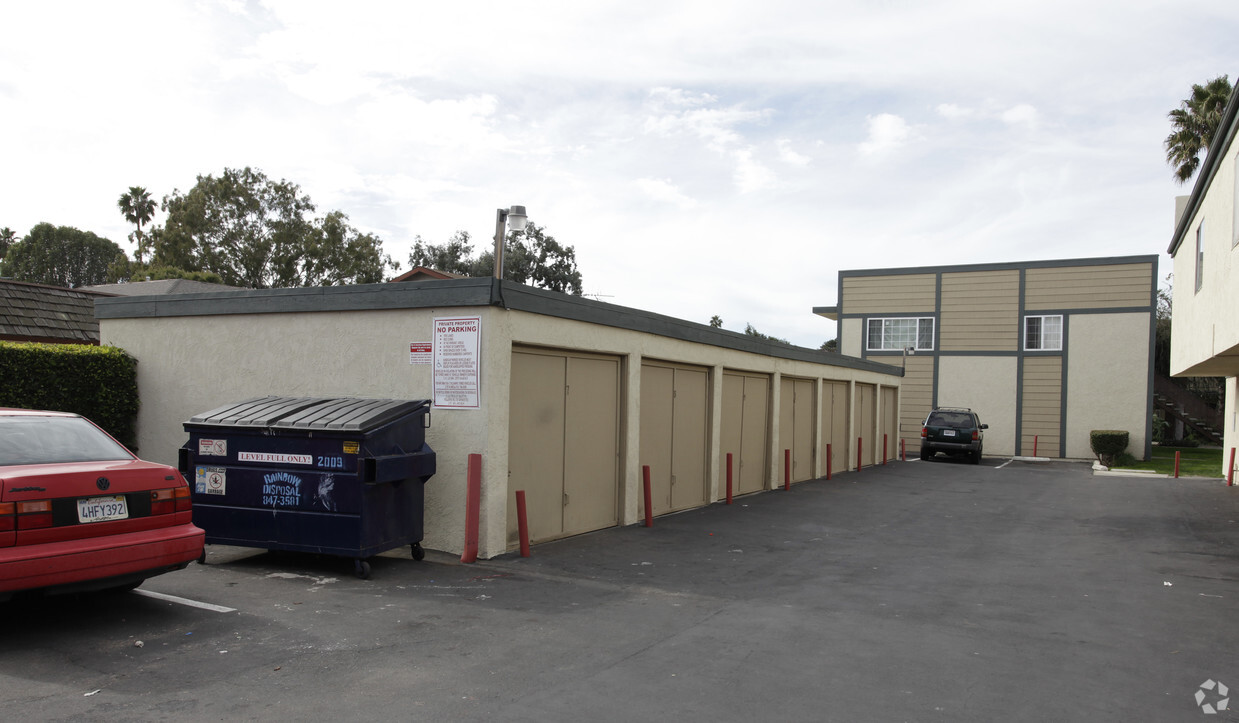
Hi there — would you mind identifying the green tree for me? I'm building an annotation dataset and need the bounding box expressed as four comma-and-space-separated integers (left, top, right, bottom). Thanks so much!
155, 167, 397, 288
709, 315, 723, 328
117, 186, 157, 264
407, 221, 584, 295
0, 227, 16, 260
1165, 75, 1232, 184
0, 223, 126, 287
820, 338, 838, 352
743, 323, 790, 345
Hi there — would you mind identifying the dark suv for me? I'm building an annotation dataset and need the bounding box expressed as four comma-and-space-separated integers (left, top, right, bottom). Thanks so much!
920, 407, 986, 464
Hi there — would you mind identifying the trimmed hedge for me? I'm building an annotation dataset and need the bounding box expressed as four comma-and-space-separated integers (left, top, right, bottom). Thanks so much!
1089, 429, 1130, 466
0, 342, 139, 449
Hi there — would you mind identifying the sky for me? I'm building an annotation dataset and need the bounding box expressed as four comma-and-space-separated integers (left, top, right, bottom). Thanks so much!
2, 1, 1236, 347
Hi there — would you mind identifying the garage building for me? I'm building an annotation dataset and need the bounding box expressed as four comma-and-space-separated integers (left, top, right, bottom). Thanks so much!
97, 278, 903, 558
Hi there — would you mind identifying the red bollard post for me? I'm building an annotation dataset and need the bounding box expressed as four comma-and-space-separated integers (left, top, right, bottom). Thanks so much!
515, 489, 531, 557
1174, 451, 1181, 479
1229, 448, 1236, 487
784, 449, 791, 490
1033, 435, 1038, 458
901, 438, 906, 462
462, 453, 482, 563
726, 453, 734, 505
642, 465, 653, 527
883, 434, 888, 465
857, 438, 863, 472
826, 443, 832, 481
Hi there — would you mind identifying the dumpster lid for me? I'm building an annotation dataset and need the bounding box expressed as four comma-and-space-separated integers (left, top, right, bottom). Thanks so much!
186, 396, 430, 433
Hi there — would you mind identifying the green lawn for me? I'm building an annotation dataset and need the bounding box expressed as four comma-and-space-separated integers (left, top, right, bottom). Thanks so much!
1115, 446, 1227, 478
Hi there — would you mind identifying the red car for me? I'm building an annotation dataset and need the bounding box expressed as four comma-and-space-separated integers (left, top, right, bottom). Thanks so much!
0, 409, 204, 601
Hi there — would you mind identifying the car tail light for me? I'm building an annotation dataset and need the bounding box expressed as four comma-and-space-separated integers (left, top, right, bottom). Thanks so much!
17, 500, 53, 530
972, 431, 979, 441
0, 502, 14, 532
921, 427, 928, 438
151, 487, 192, 515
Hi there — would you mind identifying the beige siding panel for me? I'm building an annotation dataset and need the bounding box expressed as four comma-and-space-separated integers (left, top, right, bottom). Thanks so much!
1021, 356, 1062, 457
939, 270, 1020, 351
842, 274, 937, 314
1025, 264, 1153, 310
899, 356, 934, 455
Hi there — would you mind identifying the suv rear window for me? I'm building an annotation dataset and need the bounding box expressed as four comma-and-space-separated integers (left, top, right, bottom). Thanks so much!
0, 416, 133, 466
927, 411, 975, 427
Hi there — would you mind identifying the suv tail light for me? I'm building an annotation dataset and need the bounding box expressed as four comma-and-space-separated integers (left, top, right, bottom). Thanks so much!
972, 430, 979, 441
921, 427, 928, 438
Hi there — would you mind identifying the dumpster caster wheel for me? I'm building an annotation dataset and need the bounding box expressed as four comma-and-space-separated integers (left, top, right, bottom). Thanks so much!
411, 543, 425, 561
197, 550, 207, 565
354, 559, 371, 580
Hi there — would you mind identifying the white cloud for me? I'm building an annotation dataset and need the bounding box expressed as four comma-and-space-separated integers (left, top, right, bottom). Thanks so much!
732, 149, 776, 193
776, 139, 810, 166
858, 113, 916, 155
1001, 104, 1040, 129
936, 103, 974, 119
636, 178, 698, 209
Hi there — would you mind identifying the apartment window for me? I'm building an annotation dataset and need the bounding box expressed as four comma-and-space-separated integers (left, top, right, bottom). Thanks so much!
1024, 315, 1063, 351
1195, 221, 1205, 293
866, 317, 934, 351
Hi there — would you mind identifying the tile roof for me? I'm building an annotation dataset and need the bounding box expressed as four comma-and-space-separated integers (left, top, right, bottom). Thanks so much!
0, 279, 115, 344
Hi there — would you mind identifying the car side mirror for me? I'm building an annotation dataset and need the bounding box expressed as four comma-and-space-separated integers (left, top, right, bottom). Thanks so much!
980, 424, 989, 429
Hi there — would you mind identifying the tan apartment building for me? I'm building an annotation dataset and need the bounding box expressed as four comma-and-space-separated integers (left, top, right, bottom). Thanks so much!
814, 256, 1157, 460
1167, 86, 1239, 478
96, 278, 903, 559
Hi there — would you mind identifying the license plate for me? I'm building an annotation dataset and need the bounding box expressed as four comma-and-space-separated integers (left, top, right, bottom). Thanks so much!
942, 429, 956, 437
78, 495, 128, 523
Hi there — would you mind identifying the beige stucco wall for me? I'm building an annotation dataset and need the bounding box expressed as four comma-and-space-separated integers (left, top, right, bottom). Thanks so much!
1171, 134, 1239, 379
936, 356, 1018, 456
840, 318, 863, 357
101, 306, 504, 558
1065, 312, 1151, 459
102, 302, 901, 559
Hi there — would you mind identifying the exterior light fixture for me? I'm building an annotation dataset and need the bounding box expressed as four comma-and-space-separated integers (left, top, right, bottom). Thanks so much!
493, 205, 528, 280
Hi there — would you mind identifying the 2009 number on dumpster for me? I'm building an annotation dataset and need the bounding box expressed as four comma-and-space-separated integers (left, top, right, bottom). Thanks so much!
317, 456, 344, 469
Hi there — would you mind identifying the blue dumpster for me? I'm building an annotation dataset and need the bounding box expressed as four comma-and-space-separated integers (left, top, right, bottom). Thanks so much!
179, 396, 435, 578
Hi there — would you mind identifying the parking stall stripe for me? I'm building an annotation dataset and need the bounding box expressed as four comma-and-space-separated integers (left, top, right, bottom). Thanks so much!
133, 589, 237, 613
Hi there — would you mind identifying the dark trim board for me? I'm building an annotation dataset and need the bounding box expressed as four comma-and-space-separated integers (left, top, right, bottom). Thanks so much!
835, 254, 1160, 279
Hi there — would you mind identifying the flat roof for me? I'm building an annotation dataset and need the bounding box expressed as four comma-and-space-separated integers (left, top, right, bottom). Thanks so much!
96, 277, 901, 375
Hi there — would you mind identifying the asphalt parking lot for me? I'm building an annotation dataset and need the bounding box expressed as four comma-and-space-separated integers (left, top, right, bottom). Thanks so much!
3, 457, 1238, 721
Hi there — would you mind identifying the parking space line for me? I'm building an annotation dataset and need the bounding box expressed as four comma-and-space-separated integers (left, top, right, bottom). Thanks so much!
134, 589, 237, 613
996, 459, 1013, 469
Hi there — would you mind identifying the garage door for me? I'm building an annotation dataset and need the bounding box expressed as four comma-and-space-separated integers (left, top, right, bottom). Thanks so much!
881, 386, 898, 463
720, 371, 770, 497
640, 361, 709, 516
856, 383, 876, 467
778, 377, 815, 484
819, 380, 849, 475
508, 348, 621, 547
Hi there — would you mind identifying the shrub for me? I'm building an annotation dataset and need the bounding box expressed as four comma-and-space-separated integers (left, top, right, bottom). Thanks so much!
1090, 430, 1130, 467
0, 342, 140, 449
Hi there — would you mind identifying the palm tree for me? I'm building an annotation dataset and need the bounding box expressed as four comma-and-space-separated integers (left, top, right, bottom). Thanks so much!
117, 186, 157, 264
1164, 75, 1232, 184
